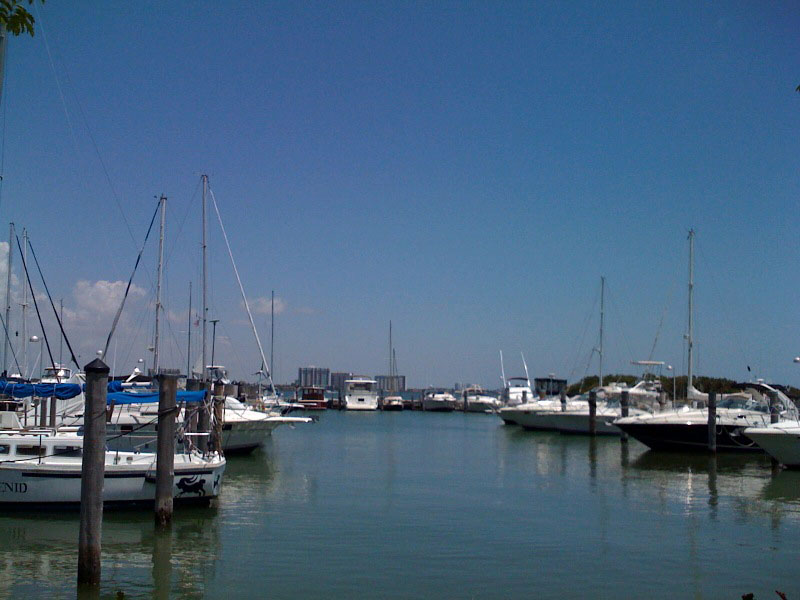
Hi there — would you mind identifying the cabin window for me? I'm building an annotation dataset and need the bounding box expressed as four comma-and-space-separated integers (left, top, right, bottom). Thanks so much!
17, 445, 45, 457
54, 446, 81, 457
0, 444, 9, 454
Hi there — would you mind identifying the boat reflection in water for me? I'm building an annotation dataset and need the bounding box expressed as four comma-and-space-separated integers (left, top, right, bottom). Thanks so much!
0, 507, 221, 598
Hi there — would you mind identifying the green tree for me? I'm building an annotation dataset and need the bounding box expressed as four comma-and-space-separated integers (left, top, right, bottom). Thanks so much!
1, 0, 43, 37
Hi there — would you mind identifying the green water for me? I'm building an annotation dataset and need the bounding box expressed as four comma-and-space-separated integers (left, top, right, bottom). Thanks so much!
2, 411, 800, 598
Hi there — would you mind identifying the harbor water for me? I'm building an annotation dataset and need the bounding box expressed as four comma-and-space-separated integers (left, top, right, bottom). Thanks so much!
3, 410, 800, 598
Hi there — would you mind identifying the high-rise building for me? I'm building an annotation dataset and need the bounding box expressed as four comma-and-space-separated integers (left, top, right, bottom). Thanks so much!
330, 372, 353, 394
298, 367, 330, 388
375, 375, 406, 393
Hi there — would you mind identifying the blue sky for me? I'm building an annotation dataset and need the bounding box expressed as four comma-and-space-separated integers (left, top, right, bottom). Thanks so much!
0, 1, 797, 387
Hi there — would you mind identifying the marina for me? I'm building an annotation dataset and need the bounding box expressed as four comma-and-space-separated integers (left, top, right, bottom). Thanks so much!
0, 1, 796, 598
2, 411, 800, 598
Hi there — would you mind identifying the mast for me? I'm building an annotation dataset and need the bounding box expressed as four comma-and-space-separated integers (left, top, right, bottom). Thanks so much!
153, 194, 166, 375
599, 276, 605, 388
270, 289, 274, 380
20, 228, 27, 376
2, 222, 13, 374
687, 229, 695, 396
58, 298, 63, 367
500, 351, 506, 387
186, 281, 192, 378
201, 175, 208, 383
388, 320, 393, 392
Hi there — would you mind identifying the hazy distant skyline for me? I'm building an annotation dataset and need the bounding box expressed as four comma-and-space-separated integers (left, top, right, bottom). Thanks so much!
0, 1, 797, 388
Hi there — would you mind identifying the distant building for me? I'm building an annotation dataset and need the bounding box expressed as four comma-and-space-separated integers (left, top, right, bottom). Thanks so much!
375, 375, 406, 393
330, 372, 353, 394
298, 367, 330, 388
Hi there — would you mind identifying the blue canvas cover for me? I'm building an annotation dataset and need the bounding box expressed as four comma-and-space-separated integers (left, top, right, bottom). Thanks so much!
0, 380, 83, 399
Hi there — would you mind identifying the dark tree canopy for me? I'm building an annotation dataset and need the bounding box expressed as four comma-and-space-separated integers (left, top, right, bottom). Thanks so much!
1, 0, 42, 37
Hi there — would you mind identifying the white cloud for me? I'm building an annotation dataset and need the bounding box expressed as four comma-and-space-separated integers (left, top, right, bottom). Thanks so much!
73, 280, 146, 316
248, 296, 287, 316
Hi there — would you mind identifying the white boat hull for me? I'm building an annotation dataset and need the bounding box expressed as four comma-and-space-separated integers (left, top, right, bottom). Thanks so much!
0, 456, 226, 506
517, 410, 622, 435
745, 424, 800, 468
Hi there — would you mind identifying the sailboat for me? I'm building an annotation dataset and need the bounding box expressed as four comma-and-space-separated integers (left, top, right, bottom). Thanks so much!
382, 321, 403, 411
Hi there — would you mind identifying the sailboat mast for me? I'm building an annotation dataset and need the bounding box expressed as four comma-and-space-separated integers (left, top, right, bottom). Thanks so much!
186, 281, 192, 378
599, 276, 605, 388
153, 195, 166, 375
201, 175, 208, 382
687, 229, 695, 395
388, 320, 393, 392
2, 222, 13, 373
21, 228, 27, 376
270, 289, 274, 379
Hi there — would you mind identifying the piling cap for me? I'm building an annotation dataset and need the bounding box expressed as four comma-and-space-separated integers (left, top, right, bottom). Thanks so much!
84, 358, 110, 374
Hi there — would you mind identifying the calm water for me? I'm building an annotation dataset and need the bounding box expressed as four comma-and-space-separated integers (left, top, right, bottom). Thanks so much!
2, 411, 800, 599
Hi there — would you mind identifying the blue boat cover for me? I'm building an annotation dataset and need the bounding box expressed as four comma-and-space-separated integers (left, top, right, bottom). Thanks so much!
0, 380, 83, 399
106, 389, 207, 405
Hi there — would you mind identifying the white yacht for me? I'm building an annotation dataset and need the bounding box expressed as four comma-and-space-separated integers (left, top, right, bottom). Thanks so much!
615, 382, 795, 452
422, 391, 457, 412
516, 395, 645, 435
0, 423, 225, 506
344, 377, 379, 410
463, 386, 501, 413
744, 420, 800, 468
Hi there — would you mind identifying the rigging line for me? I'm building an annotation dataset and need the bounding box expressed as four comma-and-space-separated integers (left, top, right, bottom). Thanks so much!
0, 43, 7, 218
566, 286, 600, 381
33, 4, 138, 247
164, 177, 201, 267
208, 187, 276, 395
0, 310, 21, 376
15, 234, 55, 376
604, 282, 637, 364
102, 200, 161, 359
26, 239, 80, 371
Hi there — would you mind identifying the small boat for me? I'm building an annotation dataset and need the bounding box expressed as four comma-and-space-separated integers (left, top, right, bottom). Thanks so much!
0, 426, 226, 506
744, 421, 800, 468
516, 395, 645, 435
344, 377, 379, 411
297, 386, 328, 410
422, 391, 457, 412
381, 395, 404, 411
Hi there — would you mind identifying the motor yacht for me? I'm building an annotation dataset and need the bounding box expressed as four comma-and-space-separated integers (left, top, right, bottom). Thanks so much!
422, 391, 457, 412
344, 377, 379, 410
462, 386, 500, 413
614, 382, 795, 452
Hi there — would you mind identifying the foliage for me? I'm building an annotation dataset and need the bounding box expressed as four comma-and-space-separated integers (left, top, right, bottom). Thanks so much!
567, 373, 744, 398
1, 0, 42, 37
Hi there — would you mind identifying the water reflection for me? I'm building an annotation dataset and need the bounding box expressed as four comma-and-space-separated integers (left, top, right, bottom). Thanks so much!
0, 506, 221, 598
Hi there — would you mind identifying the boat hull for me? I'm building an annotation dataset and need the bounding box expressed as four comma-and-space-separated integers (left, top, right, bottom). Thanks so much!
0, 460, 226, 506
518, 411, 621, 435
615, 422, 761, 452
744, 427, 800, 467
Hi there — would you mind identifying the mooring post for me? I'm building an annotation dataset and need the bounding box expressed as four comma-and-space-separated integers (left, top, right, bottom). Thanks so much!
78, 358, 109, 588
197, 382, 210, 453
658, 391, 667, 412
707, 391, 717, 453
588, 390, 597, 436
619, 390, 629, 442
155, 374, 178, 527
768, 390, 780, 470
49, 396, 57, 428
212, 384, 224, 454
560, 389, 567, 412
39, 397, 47, 428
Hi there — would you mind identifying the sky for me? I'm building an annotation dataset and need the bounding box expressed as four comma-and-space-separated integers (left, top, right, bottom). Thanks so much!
0, 0, 797, 388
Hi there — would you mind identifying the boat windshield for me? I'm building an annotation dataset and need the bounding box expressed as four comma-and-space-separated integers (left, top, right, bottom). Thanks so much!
348, 382, 374, 392
718, 396, 763, 411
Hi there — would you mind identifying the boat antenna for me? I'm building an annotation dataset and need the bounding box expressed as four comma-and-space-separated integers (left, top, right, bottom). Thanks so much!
521, 352, 530, 386
208, 185, 276, 396
500, 350, 506, 387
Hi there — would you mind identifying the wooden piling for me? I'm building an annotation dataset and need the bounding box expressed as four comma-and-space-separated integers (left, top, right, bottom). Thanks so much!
707, 391, 716, 453
39, 397, 47, 428
212, 395, 224, 454
588, 390, 597, 436
619, 390, 629, 443
155, 374, 177, 527
78, 358, 109, 588
49, 396, 57, 428
197, 382, 210, 452
560, 389, 567, 412
769, 390, 780, 470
